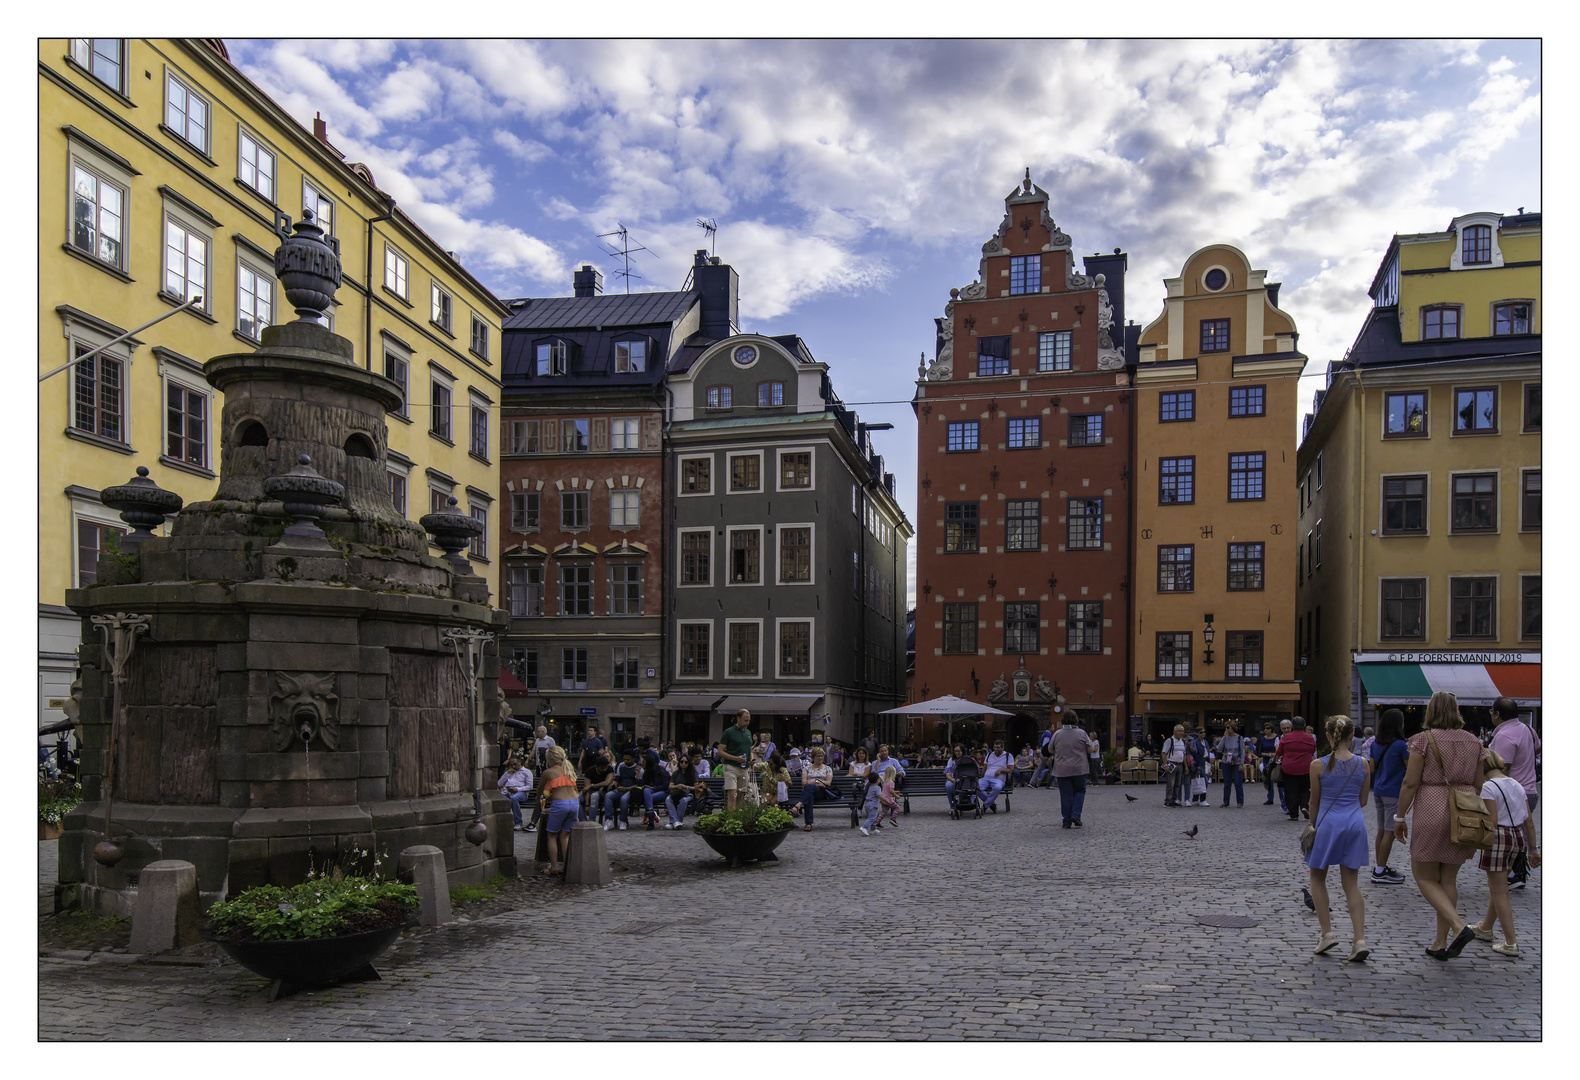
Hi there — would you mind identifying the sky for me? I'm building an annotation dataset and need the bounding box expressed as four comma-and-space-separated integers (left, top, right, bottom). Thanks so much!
225, 38, 1541, 605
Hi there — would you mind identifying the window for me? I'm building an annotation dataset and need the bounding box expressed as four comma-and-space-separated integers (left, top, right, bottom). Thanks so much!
1316, 452, 1323, 489
943, 603, 978, 654
610, 489, 640, 528
430, 284, 452, 331
470, 316, 489, 359
559, 564, 593, 616
945, 502, 979, 553
1297, 543, 1303, 585
1381, 579, 1425, 640
536, 341, 567, 376
1004, 602, 1039, 654
1462, 224, 1492, 265
163, 217, 208, 306
561, 418, 589, 453
680, 531, 711, 585
70, 163, 126, 269
383, 351, 409, 417
1523, 385, 1540, 431
779, 527, 811, 582
238, 131, 275, 200
506, 420, 539, 454
1158, 457, 1194, 505
1204, 268, 1228, 290
72, 343, 123, 442
76, 519, 126, 587
515, 648, 539, 690
1227, 542, 1265, 591
165, 73, 210, 153
1494, 302, 1531, 336
1006, 500, 1040, 552
729, 454, 761, 492
705, 385, 733, 410
728, 623, 760, 677
1067, 498, 1103, 549
71, 39, 124, 91
1385, 391, 1427, 437
1451, 577, 1496, 638
165, 382, 207, 467
1007, 417, 1040, 449
1383, 475, 1427, 534
612, 646, 640, 689
615, 340, 645, 373
469, 505, 488, 559
509, 491, 539, 530
1069, 414, 1104, 446
1038, 331, 1072, 372
1159, 390, 1195, 422
1157, 545, 1194, 592
1522, 577, 1540, 639
302, 179, 334, 235
610, 417, 639, 450
681, 457, 712, 494
236, 258, 274, 341
1303, 471, 1313, 508
1451, 473, 1497, 532
1009, 255, 1040, 295
729, 529, 760, 584
610, 564, 643, 615
779, 451, 811, 489
976, 336, 1011, 377
561, 647, 588, 691
1314, 520, 1322, 567
1200, 318, 1230, 353
680, 623, 711, 676
947, 421, 980, 452
384, 246, 408, 298
1156, 632, 1192, 680
1228, 452, 1265, 501
561, 491, 589, 530
430, 487, 451, 515
430, 381, 452, 440
388, 471, 407, 517
469, 401, 489, 459
852, 551, 860, 597
1229, 385, 1265, 417
757, 382, 784, 407
779, 622, 812, 677
1226, 631, 1262, 679
1423, 306, 1460, 340
1067, 602, 1102, 654
1454, 387, 1497, 433
1521, 471, 1540, 530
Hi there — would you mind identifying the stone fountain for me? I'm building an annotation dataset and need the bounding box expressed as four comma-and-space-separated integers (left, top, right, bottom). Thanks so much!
59, 208, 512, 916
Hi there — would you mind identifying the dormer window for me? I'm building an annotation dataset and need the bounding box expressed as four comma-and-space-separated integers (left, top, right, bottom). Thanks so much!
615, 339, 646, 373
536, 340, 568, 376
1462, 224, 1492, 265
1422, 305, 1461, 341
1494, 302, 1531, 336
706, 385, 733, 410
1009, 255, 1040, 295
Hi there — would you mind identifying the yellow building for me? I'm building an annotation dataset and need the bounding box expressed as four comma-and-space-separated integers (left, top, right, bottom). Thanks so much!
38, 39, 508, 730
1131, 245, 1306, 746
1297, 212, 1540, 732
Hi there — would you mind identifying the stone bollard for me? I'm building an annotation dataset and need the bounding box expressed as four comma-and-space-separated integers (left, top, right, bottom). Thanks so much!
398, 845, 453, 926
128, 860, 200, 953
563, 821, 612, 886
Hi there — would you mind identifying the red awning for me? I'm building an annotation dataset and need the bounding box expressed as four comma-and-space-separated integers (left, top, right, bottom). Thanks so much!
498, 669, 529, 696
1486, 663, 1541, 704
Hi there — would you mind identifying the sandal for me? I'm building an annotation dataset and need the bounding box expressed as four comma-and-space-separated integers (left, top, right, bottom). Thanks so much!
803, 824, 812, 832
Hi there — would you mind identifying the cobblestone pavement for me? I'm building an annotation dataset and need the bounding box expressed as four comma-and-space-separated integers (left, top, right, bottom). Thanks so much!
38, 783, 1540, 1040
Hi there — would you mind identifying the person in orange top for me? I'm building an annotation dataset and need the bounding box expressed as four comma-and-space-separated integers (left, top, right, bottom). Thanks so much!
538, 746, 580, 876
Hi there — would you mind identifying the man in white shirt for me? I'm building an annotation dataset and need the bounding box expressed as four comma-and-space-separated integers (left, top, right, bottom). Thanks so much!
532, 726, 556, 771
1163, 724, 1190, 808
497, 757, 535, 832
979, 740, 1013, 812
1086, 733, 1102, 782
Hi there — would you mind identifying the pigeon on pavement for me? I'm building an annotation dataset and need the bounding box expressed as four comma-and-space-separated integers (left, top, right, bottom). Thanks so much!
1124, 794, 1138, 802
1302, 886, 1316, 912
1182, 824, 1199, 838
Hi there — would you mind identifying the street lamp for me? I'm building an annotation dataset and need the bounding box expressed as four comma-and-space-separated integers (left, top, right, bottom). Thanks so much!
1202, 614, 1216, 666
442, 626, 496, 844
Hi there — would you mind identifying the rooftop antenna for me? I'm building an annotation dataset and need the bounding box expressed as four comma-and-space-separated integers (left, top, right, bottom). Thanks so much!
696, 217, 717, 257
597, 223, 653, 294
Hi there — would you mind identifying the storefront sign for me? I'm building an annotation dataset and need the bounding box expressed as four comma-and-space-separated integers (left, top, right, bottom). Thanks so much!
579, 707, 598, 716
1355, 651, 1538, 665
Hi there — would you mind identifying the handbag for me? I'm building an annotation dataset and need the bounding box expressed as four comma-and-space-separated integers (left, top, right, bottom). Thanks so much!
1300, 759, 1359, 857
1270, 763, 1283, 781
1427, 732, 1497, 850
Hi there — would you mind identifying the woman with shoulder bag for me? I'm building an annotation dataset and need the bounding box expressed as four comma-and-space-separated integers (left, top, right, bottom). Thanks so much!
1304, 716, 1372, 961
1393, 691, 1489, 961
1216, 721, 1247, 808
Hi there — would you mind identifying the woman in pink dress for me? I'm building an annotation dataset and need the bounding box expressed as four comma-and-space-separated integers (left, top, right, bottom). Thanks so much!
1393, 692, 1489, 961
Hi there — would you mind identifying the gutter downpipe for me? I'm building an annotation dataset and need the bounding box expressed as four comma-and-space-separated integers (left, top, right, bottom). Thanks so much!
1351, 367, 1365, 721
1125, 362, 1137, 753
363, 198, 397, 373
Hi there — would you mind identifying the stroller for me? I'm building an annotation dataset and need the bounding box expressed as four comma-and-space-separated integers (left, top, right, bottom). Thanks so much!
949, 755, 985, 819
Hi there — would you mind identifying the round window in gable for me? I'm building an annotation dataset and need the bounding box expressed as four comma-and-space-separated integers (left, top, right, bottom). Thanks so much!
732, 344, 758, 368
1204, 268, 1228, 291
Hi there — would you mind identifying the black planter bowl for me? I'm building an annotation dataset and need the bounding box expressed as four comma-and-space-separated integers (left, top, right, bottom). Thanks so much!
208, 919, 414, 1001
695, 826, 791, 867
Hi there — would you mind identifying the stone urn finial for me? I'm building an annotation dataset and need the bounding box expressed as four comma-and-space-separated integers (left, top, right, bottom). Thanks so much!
273, 207, 343, 323
100, 466, 183, 547
420, 496, 482, 574
263, 455, 345, 539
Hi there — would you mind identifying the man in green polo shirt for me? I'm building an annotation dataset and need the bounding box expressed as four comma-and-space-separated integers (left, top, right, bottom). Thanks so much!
718, 709, 755, 810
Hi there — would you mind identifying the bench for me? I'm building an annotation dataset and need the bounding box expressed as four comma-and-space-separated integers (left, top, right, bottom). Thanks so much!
695, 774, 862, 828
892, 767, 1012, 814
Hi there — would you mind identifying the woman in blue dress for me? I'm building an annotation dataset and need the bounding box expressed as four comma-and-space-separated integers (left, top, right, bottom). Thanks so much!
1305, 715, 1372, 961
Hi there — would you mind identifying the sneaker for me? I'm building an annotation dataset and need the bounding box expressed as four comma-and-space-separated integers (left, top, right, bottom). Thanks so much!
1315, 931, 1341, 955
524, 824, 536, 832
1472, 924, 1494, 941
859, 827, 870, 836
604, 821, 616, 832
1072, 819, 1083, 827
1347, 940, 1371, 963
1263, 799, 1274, 805
1371, 866, 1405, 885
1492, 940, 1520, 958
617, 821, 627, 831
1508, 878, 1526, 890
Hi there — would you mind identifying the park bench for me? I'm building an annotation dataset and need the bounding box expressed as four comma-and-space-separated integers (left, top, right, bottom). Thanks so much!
893, 767, 1012, 814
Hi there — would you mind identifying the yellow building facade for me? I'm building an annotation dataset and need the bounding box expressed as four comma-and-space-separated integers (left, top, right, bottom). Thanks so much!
38, 39, 508, 730
1131, 245, 1305, 745
1297, 212, 1540, 731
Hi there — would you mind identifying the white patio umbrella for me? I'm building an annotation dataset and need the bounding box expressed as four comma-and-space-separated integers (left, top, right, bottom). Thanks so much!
880, 695, 1013, 747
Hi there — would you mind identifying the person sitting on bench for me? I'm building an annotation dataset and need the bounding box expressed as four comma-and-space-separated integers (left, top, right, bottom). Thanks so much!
663, 755, 707, 829
793, 747, 839, 830
603, 748, 641, 830
581, 747, 614, 822
498, 757, 534, 832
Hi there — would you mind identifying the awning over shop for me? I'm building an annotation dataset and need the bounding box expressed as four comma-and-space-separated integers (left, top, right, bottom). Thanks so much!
498, 669, 530, 697
653, 694, 725, 711
1135, 681, 1302, 703
1357, 662, 1540, 707
717, 694, 824, 715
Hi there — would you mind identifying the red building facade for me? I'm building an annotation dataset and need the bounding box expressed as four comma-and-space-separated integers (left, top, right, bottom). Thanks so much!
912, 174, 1134, 751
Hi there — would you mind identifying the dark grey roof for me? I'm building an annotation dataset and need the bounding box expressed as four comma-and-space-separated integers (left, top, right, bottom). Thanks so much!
503, 290, 696, 332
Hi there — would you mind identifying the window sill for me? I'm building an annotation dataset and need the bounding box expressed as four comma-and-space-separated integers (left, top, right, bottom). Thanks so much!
63, 57, 136, 109
158, 455, 215, 479
430, 320, 455, 338
382, 285, 413, 308
388, 411, 412, 425
1451, 429, 1499, 437
1382, 432, 1430, 440
1227, 413, 1267, 420
468, 554, 490, 565
64, 428, 134, 455
1381, 530, 1428, 538
60, 243, 133, 283
233, 330, 264, 348
233, 178, 280, 213
157, 291, 217, 323
469, 452, 491, 466
158, 124, 217, 168
469, 348, 491, 365
945, 448, 982, 454
429, 432, 454, 447
1449, 528, 1499, 536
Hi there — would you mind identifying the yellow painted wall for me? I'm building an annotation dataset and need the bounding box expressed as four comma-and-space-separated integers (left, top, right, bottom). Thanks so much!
1397, 227, 1541, 341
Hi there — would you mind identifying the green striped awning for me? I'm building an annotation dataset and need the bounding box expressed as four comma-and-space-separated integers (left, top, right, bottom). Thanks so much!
1356, 663, 1434, 703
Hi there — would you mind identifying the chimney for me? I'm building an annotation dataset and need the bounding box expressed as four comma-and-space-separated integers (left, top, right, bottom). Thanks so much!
1266, 282, 1281, 309
573, 263, 603, 298
313, 112, 330, 146
692, 249, 738, 338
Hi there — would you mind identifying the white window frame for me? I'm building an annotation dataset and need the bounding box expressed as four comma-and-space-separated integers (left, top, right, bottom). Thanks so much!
384, 243, 409, 299
727, 449, 764, 494
677, 527, 714, 587
431, 282, 453, 332
775, 445, 816, 492
161, 199, 212, 312
560, 490, 590, 532
303, 178, 335, 236
387, 458, 411, 518
724, 618, 764, 680
561, 418, 589, 454
70, 39, 126, 94
158, 354, 212, 472
163, 69, 211, 155
427, 476, 456, 519
726, 525, 765, 587
676, 619, 714, 679
382, 334, 411, 418
509, 489, 540, 532
235, 250, 275, 342
237, 128, 276, 201
468, 502, 488, 560
468, 392, 490, 460
615, 339, 647, 373
775, 521, 816, 586
536, 340, 568, 376
62, 314, 134, 447
775, 618, 816, 680
507, 419, 540, 455
429, 365, 456, 442
470, 314, 490, 359
608, 562, 644, 616
610, 417, 640, 451
610, 488, 641, 530
678, 453, 715, 497
66, 136, 131, 273
70, 497, 129, 590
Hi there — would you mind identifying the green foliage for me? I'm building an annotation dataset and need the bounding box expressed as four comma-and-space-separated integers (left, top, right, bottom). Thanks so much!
694, 804, 793, 836
449, 875, 508, 905
1100, 748, 1121, 774
39, 778, 82, 825
206, 876, 417, 942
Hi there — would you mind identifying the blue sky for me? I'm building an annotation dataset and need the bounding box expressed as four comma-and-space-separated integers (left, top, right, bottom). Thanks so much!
227, 38, 1540, 603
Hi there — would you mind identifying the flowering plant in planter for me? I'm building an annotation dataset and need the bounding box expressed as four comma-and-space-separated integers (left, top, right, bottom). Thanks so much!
206, 851, 416, 943
694, 805, 794, 836
39, 777, 82, 826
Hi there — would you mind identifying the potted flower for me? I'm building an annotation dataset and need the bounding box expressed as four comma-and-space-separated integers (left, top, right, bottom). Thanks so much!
1100, 748, 1123, 784
39, 777, 81, 840
693, 805, 794, 867
204, 852, 418, 1000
